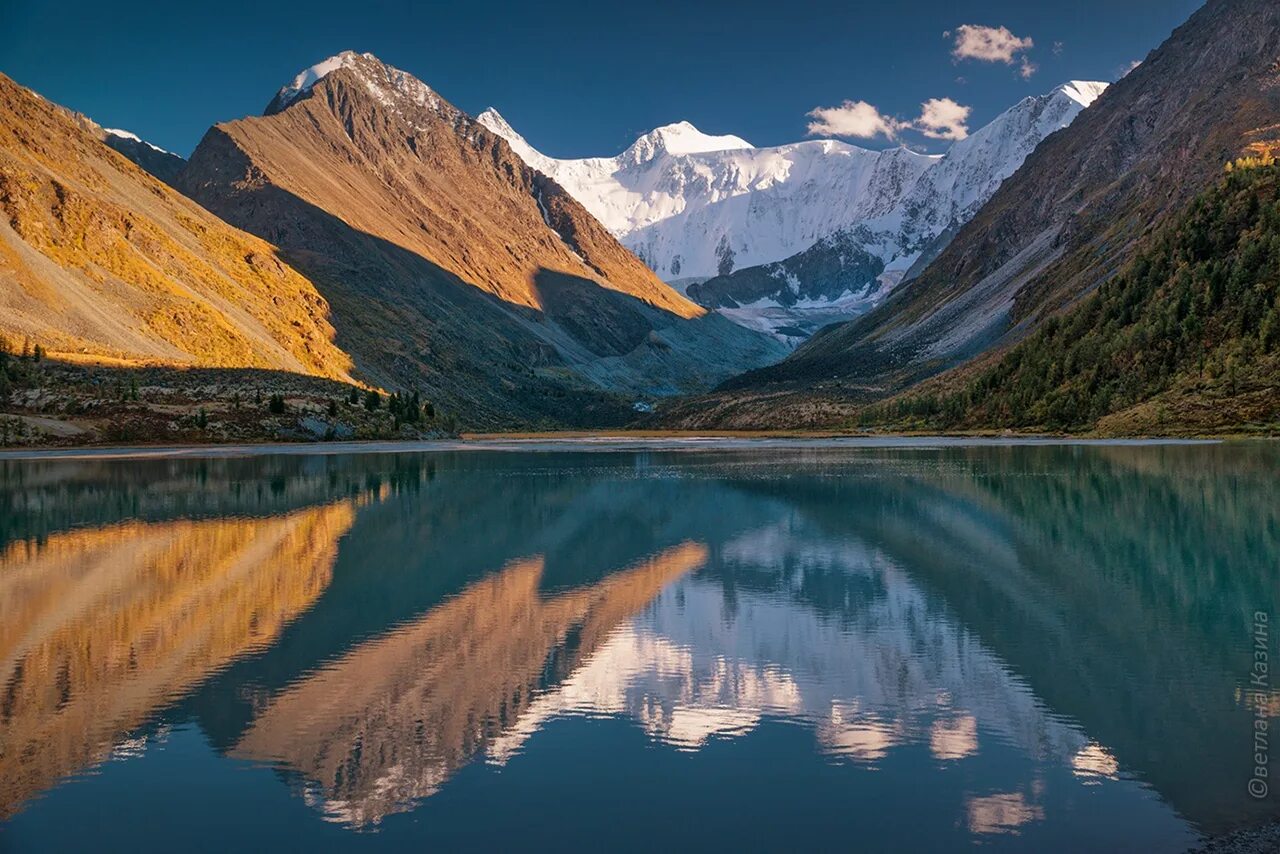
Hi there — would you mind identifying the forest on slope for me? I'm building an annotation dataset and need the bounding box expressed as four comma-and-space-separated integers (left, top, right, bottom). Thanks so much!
861, 159, 1280, 434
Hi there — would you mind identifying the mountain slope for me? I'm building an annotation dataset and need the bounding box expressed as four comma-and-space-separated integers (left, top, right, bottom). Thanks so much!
177, 52, 782, 427
674, 83, 1107, 339
0, 73, 352, 380
483, 82, 1105, 338
728, 0, 1280, 409
686, 231, 888, 341
862, 160, 1280, 435
100, 128, 186, 185
246, 52, 696, 320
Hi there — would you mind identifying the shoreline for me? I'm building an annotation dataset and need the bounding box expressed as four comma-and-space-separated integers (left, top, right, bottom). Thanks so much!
1191, 822, 1280, 853
0, 433, 1229, 462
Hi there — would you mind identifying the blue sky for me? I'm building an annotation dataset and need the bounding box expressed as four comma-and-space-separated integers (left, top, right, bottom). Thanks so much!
2, 0, 1201, 158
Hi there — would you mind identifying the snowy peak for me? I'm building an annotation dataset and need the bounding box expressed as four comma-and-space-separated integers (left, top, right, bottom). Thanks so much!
266, 51, 442, 116
483, 80, 1107, 293
621, 121, 753, 165
908, 80, 1109, 221
647, 120, 752, 154
476, 108, 556, 174
478, 110, 754, 171
269, 51, 365, 113
475, 107, 521, 145
1056, 80, 1109, 108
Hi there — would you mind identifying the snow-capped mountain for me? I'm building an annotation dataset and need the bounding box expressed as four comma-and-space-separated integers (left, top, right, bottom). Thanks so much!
889, 81, 1110, 255
177, 50, 785, 425
264, 50, 444, 116
481, 81, 1107, 338
479, 107, 938, 281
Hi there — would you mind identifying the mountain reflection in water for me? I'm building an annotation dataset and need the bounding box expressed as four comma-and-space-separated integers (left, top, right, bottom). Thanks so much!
0, 502, 356, 819
0, 444, 1275, 851
234, 544, 708, 826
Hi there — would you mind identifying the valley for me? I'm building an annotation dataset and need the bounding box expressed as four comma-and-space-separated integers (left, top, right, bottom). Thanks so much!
1, 4, 1278, 851
1, 0, 1278, 445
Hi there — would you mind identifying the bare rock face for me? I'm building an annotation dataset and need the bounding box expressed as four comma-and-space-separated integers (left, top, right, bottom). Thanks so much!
0, 73, 353, 381
721, 0, 1280, 411
177, 52, 782, 426
687, 232, 888, 343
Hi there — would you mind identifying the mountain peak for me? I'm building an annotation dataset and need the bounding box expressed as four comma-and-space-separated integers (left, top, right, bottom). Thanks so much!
266, 51, 441, 116
476, 107, 516, 139
270, 51, 366, 112
651, 120, 753, 154
622, 121, 753, 164
1055, 80, 1109, 108
476, 107, 556, 174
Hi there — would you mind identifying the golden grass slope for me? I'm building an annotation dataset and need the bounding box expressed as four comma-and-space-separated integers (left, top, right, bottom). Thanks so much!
0, 73, 353, 380
197, 53, 700, 320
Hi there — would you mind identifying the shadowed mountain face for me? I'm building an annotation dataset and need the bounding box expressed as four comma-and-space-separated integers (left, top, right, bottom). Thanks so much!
687, 231, 887, 343
693, 0, 1280, 427
0, 444, 1275, 847
176, 53, 783, 426
99, 130, 186, 186
0, 74, 353, 381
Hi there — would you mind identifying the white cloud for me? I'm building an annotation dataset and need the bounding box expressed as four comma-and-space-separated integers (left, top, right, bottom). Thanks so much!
949, 24, 1035, 74
1019, 57, 1038, 80
807, 96, 974, 144
806, 100, 903, 140
1121, 59, 1142, 77
914, 98, 971, 140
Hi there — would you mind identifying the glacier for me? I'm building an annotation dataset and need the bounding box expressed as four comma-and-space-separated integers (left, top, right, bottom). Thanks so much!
481, 81, 1108, 338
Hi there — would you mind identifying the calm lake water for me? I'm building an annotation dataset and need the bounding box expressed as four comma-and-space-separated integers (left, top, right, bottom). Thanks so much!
1, 441, 1277, 851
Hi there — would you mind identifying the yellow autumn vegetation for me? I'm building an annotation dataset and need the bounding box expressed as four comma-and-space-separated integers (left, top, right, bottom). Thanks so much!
0, 73, 353, 380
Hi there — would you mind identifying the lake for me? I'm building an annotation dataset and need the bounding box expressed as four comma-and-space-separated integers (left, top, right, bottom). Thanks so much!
0, 440, 1276, 851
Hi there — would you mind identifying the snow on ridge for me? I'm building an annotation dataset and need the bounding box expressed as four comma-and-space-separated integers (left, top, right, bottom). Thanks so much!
633, 121, 754, 157
270, 50, 442, 116
484, 80, 1107, 286
1057, 80, 1109, 108
103, 127, 141, 142
273, 51, 366, 110
476, 108, 519, 142
477, 108, 556, 174
103, 127, 174, 156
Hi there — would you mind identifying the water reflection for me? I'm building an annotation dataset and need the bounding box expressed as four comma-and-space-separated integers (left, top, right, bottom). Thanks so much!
480, 522, 1117, 842
0, 444, 1276, 850
0, 502, 355, 819
234, 544, 707, 826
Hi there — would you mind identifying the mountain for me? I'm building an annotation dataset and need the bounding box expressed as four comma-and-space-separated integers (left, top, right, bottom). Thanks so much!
177, 52, 783, 427
100, 127, 187, 184
862, 158, 1280, 435
481, 82, 1105, 338
477, 109, 936, 282
665, 0, 1280, 429
686, 231, 888, 340
0, 72, 353, 380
